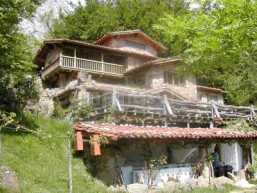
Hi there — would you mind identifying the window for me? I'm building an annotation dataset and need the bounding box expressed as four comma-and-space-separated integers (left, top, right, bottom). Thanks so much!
164, 71, 186, 86
199, 93, 221, 104
207, 95, 219, 103
62, 47, 74, 57
126, 40, 146, 50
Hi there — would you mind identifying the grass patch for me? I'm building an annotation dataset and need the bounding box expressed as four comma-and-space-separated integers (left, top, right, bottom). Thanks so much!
0, 114, 109, 193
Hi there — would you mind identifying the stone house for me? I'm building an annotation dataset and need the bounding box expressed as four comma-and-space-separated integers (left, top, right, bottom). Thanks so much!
35, 30, 257, 186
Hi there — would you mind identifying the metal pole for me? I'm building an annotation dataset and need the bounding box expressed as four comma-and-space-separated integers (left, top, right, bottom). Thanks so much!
67, 137, 73, 193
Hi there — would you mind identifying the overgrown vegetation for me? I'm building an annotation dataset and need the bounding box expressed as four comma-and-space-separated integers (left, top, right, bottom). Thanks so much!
0, 0, 41, 132
225, 119, 256, 132
50, 0, 189, 45
0, 114, 109, 193
155, 0, 257, 105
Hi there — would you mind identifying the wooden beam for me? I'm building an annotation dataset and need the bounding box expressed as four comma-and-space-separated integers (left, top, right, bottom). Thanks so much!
75, 131, 84, 151
90, 135, 101, 156
163, 94, 173, 115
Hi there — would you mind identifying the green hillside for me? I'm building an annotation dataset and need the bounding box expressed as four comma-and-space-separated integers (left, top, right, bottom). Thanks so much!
0, 115, 108, 193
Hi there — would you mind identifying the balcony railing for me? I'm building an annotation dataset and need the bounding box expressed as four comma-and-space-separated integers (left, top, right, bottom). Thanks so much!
88, 91, 257, 125
41, 55, 126, 79
61, 55, 126, 76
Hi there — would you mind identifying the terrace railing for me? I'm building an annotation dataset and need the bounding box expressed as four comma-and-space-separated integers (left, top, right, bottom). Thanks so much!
41, 55, 126, 79
61, 55, 126, 76
88, 91, 257, 125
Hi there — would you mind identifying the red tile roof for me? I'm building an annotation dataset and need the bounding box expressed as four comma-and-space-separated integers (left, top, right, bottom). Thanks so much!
75, 122, 257, 141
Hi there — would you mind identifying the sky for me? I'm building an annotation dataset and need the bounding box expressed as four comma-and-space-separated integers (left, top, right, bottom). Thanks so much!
21, 0, 85, 38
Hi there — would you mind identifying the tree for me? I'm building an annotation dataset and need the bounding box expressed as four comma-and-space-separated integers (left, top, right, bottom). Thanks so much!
155, 0, 257, 105
50, 0, 190, 43
0, 0, 42, 111
0, 0, 42, 129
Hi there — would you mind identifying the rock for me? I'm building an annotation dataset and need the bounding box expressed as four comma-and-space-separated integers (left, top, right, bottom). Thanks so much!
212, 176, 234, 187
227, 172, 238, 182
202, 164, 210, 179
107, 185, 127, 192
25, 77, 55, 116
235, 179, 256, 189
158, 180, 188, 193
127, 183, 148, 193
0, 166, 20, 193
189, 176, 210, 188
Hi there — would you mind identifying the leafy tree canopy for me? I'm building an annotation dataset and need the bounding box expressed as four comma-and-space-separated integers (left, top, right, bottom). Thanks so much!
155, 0, 257, 105
50, 0, 190, 42
0, 0, 42, 111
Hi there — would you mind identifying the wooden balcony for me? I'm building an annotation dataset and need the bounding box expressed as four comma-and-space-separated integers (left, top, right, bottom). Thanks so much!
41, 55, 126, 79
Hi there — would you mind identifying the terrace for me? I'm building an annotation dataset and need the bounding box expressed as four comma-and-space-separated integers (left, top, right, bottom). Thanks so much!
88, 91, 257, 126
41, 45, 128, 79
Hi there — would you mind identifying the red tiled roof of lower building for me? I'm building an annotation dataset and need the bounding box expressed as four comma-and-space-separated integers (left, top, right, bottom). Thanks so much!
75, 122, 257, 141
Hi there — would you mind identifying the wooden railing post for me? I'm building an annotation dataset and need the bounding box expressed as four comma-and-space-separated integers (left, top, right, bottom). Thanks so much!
101, 53, 104, 72
250, 105, 256, 121
74, 48, 77, 68
112, 89, 122, 111
163, 95, 173, 115
60, 52, 63, 66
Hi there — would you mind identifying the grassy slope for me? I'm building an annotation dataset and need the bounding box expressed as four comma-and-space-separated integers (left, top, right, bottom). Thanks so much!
0, 116, 108, 193
0, 115, 255, 193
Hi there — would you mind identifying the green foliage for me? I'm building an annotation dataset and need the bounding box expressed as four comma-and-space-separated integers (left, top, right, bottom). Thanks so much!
155, 0, 257, 105
50, 0, 189, 43
0, 186, 10, 193
0, 1, 41, 111
53, 101, 68, 119
147, 154, 167, 170
70, 103, 92, 121
225, 119, 256, 132
0, 115, 110, 193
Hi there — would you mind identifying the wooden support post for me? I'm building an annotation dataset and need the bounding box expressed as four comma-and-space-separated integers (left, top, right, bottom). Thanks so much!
91, 135, 101, 156
187, 122, 190, 128
209, 121, 214, 128
112, 89, 122, 111
75, 131, 84, 151
212, 103, 221, 119
101, 53, 104, 72
163, 95, 173, 115
67, 137, 73, 193
164, 118, 167, 127
250, 105, 256, 121
60, 51, 63, 66
74, 48, 77, 68
250, 144, 254, 164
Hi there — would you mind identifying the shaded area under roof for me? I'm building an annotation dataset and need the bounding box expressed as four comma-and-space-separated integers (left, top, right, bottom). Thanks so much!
34, 38, 158, 67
